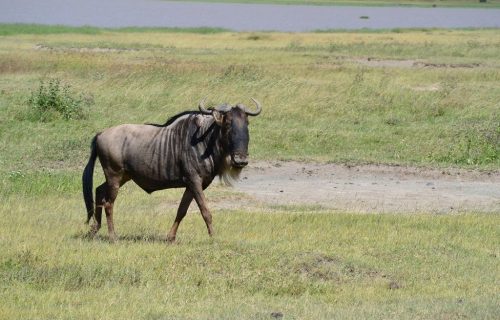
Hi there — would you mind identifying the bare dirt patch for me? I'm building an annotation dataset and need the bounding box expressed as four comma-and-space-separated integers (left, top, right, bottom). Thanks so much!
414, 61, 482, 68
293, 252, 394, 285
34, 44, 138, 53
351, 57, 483, 69
231, 161, 500, 214
352, 57, 418, 68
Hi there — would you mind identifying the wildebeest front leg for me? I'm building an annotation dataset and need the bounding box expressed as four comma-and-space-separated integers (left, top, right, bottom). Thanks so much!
188, 180, 214, 237
166, 188, 194, 242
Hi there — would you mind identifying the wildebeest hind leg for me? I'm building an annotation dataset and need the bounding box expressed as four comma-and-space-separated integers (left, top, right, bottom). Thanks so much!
102, 173, 130, 242
166, 188, 194, 242
104, 182, 119, 242
90, 183, 106, 235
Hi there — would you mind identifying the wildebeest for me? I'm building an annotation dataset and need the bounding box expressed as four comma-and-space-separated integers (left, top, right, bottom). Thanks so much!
82, 98, 261, 242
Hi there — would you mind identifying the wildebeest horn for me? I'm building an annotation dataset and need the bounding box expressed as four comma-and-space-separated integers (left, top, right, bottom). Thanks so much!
244, 98, 262, 116
214, 104, 232, 113
199, 98, 212, 114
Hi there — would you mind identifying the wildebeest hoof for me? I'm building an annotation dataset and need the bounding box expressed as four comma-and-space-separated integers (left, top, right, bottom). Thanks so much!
108, 234, 117, 243
85, 225, 100, 238
90, 224, 100, 233
166, 235, 176, 243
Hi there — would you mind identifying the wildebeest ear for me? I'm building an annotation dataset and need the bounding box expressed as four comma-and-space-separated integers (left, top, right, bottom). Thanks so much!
212, 110, 223, 126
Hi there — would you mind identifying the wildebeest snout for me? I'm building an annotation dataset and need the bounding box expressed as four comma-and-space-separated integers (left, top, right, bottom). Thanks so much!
231, 153, 248, 168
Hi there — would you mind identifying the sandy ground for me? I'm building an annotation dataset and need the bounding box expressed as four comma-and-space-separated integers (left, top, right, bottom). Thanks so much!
229, 161, 500, 214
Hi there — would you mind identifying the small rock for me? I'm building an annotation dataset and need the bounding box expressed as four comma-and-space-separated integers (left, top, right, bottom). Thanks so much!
271, 312, 283, 319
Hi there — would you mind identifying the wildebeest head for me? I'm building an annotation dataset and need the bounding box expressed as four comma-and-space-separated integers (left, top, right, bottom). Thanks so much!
199, 98, 261, 169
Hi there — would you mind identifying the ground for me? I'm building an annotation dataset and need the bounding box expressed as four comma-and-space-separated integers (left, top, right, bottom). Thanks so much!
229, 160, 500, 213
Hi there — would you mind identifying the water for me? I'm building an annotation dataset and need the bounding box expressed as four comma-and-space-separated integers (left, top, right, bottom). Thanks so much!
1, 0, 499, 32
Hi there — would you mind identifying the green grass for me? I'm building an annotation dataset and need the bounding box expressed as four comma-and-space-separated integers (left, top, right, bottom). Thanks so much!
0, 25, 499, 318
166, 0, 500, 8
0, 24, 229, 36
0, 26, 498, 171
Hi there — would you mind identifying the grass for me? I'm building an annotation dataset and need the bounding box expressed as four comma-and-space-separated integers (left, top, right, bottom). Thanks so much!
0, 24, 229, 36
0, 27, 498, 171
0, 186, 499, 319
0, 25, 499, 318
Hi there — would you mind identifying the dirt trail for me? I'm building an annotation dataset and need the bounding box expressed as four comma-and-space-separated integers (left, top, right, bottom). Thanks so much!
232, 161, 500, 214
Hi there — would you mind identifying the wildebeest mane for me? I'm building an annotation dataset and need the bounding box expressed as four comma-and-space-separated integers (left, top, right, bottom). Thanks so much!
146, 111, 201, 127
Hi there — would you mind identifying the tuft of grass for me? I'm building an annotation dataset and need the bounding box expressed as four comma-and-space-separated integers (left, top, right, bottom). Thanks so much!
26, 78, 93, 121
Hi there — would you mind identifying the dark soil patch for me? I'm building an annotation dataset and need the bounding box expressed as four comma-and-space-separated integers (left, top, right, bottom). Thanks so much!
293, 252, 394, 285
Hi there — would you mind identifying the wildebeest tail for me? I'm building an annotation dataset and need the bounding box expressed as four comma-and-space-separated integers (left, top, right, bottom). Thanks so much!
82, 135, 98, 224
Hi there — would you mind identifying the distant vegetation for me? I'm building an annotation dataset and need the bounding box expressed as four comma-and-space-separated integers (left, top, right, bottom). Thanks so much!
168, 0, 500, 8
0, 24, 229, 36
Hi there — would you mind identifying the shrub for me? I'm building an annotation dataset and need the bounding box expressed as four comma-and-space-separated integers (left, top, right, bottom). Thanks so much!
27, 78, 93, 121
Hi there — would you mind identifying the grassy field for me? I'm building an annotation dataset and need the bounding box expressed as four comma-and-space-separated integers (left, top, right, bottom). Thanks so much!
1, 188, 499, 319
0, 25, 499, 318
0, 25, 498, 170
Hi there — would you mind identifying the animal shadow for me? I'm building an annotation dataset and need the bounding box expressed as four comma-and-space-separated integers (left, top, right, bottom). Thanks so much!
72, 231, 168, 243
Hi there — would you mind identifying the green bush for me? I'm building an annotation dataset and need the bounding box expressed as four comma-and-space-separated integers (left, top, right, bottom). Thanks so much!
27, 78, 93, 121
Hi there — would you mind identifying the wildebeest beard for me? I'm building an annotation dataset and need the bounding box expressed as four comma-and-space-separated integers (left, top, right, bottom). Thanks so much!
220, 156, 243, 186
